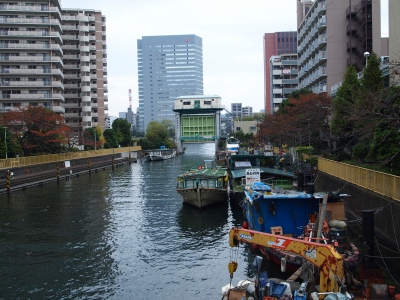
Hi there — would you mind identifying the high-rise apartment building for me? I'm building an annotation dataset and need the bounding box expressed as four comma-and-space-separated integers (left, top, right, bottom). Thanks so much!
0, 1, 107, 138
0, 1, 64, 113
137, 35, 203, 133
264, 32, 297, 114
269, 54, 299, 112
296, 0, 383, 95
61, 9, 107, 136
242, 106, 253, 117
231, 103, 242, 119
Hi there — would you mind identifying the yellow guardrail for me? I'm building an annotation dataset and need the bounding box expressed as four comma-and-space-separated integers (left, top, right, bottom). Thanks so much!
0, 146, 142, 170
318, 157, 400, 202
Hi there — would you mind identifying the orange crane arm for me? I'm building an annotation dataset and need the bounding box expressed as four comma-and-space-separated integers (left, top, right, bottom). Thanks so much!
229, 227, 344, 294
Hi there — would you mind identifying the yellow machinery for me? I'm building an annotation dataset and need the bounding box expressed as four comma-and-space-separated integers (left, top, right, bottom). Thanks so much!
228, 227, 345, 296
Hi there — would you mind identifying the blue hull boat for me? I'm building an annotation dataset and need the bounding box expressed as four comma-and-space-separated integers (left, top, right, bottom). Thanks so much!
242, 181, 318, 237
242, 182, 361, 275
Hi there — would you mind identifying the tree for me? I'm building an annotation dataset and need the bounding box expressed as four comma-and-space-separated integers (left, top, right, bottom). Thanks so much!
161, 119, 175, 137
278, 88, 313, 114
112, 118, 132, 147
258, 93, 332, 152
331, 65, 361, 153
95, 125, 105, 149
0, 126, 19, 158
82, 128, 96, 150
2, 106, 71, 156
103, 129, 118, 148
360, 52, 384, 93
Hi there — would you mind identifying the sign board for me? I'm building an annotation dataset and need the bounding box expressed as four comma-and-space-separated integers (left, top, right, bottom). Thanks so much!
245, 168, 260, 186
64, 161, 70, 168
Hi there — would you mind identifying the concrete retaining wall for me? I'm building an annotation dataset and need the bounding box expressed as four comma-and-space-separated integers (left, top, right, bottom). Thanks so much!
315, 171, 400, 246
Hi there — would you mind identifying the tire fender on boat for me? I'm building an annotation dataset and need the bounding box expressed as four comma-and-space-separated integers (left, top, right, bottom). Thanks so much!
328, 220, 347, 229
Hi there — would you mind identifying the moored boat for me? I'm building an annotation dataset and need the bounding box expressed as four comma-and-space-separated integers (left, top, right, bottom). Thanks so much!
241, 181, 361, 276
176, 160, 229, 209
228, 153, 295, 209
144, 146, 176, 161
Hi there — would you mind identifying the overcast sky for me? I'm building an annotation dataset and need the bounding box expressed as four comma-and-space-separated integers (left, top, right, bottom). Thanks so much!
63, 0, 389, 117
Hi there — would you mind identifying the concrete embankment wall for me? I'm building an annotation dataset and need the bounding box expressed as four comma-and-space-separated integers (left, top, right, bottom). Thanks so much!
0, 152, 141, 194
315, 171, 400, 246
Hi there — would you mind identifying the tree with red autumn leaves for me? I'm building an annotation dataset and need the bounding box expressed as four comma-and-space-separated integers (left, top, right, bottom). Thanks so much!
258, 93, 332, 152
1, 106, 72, 156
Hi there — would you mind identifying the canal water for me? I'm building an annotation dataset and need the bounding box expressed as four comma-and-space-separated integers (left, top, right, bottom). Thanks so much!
0, 143, 283, 300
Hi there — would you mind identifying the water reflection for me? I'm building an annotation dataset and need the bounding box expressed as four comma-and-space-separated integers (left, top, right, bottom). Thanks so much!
0, 143, 283, 300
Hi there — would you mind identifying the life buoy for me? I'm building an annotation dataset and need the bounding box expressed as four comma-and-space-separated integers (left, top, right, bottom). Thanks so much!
198, 166, 202, 170
26, 168, 29, 173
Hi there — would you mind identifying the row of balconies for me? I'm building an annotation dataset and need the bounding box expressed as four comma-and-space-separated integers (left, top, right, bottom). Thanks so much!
0, 4, 60, 14
298, 35, 327, 66
298, 0, 326, 40
272, 79, 298, 85
0, 17, 61, 27
298, 51, 327, 78
0, 104, 65, 113
0, 80, 63, 88
0, 43, 63, 56
298, 16, 326, 53
61, 15, 96, 22
299, 66, 327, 88
0, 68, 64, 78
0, 55, 63, 66
0, 93, 64, 101
0, 30, 62, 41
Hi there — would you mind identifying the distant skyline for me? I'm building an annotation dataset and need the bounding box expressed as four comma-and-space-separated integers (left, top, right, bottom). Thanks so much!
63, 0, 389, 116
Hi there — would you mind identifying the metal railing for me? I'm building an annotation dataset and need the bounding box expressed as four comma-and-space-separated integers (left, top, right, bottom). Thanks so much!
0, 146, 142, 170
317, 157, 400, 201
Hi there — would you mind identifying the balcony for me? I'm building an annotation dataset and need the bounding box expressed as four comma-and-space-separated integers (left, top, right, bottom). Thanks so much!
0, 30, 62, 42
62, 25, 78, 31
0, 55, 63, 67
1, 93, 64, 101
64, 84, 80, 89
0, 68, 63, 78
52, 105, 65, 113
62, 45, 80, 50
63, 101, 81, 107
0, 81, 64, 89
0, 43, 63, 55
0, 3, 61, 14
64, 64, 80, 69
64, 74, 80, 80
0, 17, 61, 27
62, 34, 78, 40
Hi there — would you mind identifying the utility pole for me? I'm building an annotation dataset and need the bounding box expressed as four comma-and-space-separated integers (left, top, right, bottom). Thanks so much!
4, 128, 7, 159
94, 130, 96, 151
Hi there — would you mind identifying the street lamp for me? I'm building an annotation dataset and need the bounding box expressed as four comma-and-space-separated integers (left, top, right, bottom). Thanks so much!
364, 52, 370, 67
94, 130, 96, 151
